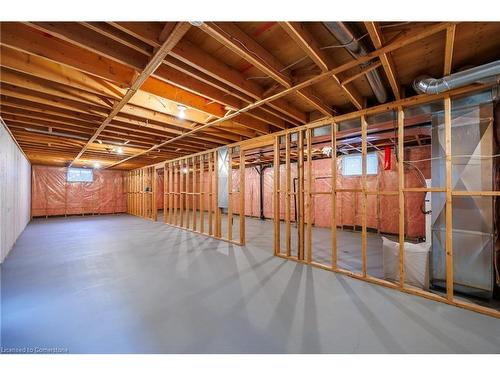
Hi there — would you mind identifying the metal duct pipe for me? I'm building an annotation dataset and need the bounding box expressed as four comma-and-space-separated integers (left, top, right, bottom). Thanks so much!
323, 22, 388, 103
413, 60, 500, 94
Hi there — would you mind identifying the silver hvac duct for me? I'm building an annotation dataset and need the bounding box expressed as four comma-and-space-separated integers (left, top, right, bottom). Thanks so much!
413, 60, 500, 94
323, 22, 388, 103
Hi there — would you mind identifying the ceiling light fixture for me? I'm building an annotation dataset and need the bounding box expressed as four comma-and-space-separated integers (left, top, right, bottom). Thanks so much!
93, 162, 101, 169
116, 147, 123, 154
182, 167, 188, 174
177, 104, 187, 119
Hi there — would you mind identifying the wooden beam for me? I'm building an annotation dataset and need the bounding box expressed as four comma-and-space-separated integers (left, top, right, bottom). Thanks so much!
364, 22, 401, 100
279, 22, 332, 72
93, 22, 307, 125
103, 22, 453, 169
69, 22, 192, 166
444, 25, 456, 75
2, 25, 265, 135
0, 23, 135, 88
198, 22, 334, 116
279, 22, 364, 110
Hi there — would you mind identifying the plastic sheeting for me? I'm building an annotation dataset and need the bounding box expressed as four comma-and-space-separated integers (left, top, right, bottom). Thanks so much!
163, 146, 431, 238
32, 165, 127, 217
156, 171, 164, 209
238, 146, 431, 238
382, 236, 431, 289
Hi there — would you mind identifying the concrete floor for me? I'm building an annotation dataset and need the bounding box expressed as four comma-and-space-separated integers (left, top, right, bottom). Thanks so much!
1, 214, 499, 353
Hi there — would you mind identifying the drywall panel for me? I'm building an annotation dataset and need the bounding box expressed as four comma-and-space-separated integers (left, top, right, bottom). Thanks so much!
0, 123, 31, 263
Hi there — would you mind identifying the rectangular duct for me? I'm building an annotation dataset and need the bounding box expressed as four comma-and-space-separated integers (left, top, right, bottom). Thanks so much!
430, 90, 497, 299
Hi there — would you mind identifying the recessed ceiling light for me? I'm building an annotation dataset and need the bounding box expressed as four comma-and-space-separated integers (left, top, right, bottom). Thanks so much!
116, 147, 123, 154
93, 162, 101, 169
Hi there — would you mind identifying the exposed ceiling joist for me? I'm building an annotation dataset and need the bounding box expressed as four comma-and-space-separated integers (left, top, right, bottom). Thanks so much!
364, 21, 401, 100
103, 22, 453, 169
68, 22, 192, 166
444, 24, 456, 75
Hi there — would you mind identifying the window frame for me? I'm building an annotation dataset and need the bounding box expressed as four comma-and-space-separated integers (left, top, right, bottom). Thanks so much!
340, 152, 379, 177
67, 167, 94, 183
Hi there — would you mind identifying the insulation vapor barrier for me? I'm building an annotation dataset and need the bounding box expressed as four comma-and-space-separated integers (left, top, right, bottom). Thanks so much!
229, 146, 431, 239
32, 165, 127, 217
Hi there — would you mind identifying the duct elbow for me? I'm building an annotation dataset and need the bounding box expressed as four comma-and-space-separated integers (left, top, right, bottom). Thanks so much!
413, 76, 447, 95
413, 60, 500, 95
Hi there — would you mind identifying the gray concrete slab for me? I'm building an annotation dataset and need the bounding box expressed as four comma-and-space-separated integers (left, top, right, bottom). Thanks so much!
1, 214, 499, 353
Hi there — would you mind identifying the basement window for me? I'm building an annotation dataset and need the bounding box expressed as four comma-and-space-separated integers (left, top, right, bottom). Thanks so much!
341, 153, 378, 176
67, 168, 93, 183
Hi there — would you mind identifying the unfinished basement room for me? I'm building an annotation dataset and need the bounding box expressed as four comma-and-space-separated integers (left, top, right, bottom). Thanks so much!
1, 4, 500, 360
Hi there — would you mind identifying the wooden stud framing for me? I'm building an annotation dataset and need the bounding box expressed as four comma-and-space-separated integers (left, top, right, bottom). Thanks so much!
361, 116, 368, 277
192, 156, 197, 232
173, 163, 178, 225
126, 84, 500, 319
165, 164, 169, 223
285, 133, 291, 257
228, 148, 233, 241
398, 108, 405, 288
214, 150, 221, 238
208, 153, 213, 236
331, 122, 337, 269
297, 130, 305, 261
185, 159, 190, 229
153, 167, 157, 221
200, 156, 205, 234
169, 163, 174, 224
273, 137, 280, 255
444, 96, 454, 300
306, 128, 313, 263
179, 162, 184, 227
239, 148, 245, 245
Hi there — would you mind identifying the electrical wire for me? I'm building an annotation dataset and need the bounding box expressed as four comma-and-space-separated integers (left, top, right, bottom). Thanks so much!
244, 22, 412, 81
404, 154, 500, 163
